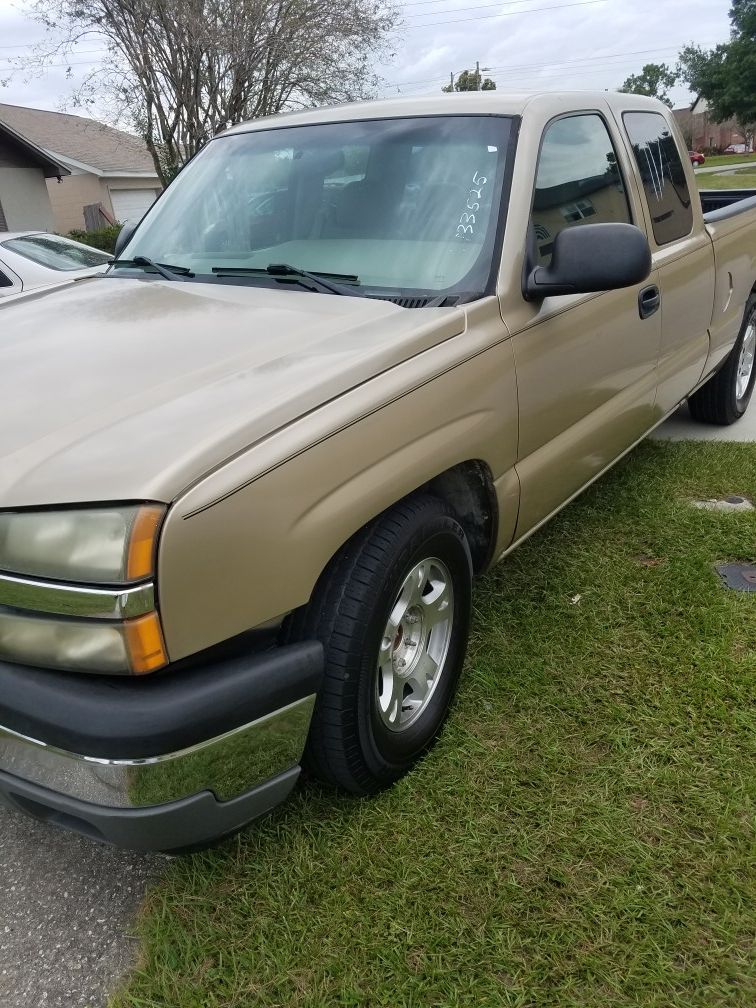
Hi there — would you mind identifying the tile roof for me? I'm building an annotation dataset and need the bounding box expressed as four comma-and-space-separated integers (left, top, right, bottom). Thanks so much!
0, 103, 156, 175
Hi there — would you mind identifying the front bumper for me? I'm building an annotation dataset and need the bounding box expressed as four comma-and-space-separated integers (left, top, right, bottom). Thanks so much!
0, 641, 322, 851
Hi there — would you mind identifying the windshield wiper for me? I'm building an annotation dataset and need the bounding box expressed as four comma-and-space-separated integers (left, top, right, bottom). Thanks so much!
211, 262, 362, 297
111, 256, 193, 280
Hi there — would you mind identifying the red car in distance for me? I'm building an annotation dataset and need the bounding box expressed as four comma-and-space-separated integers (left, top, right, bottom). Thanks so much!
689, 151, 705, 166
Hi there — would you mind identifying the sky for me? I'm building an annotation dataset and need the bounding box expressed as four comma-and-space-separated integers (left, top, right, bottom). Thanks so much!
0, 0, 734, 123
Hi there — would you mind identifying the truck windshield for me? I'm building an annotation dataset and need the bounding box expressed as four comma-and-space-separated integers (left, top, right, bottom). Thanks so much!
119, 115, 514, 300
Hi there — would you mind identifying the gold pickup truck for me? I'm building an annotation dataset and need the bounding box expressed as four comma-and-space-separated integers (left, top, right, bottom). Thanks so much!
1, 92, 755, 851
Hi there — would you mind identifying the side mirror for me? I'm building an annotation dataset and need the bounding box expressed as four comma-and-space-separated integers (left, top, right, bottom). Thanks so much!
524, 222, 651, 300
113, 221, 136, 259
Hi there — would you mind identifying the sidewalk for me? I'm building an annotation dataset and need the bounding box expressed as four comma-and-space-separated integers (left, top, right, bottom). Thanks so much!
695, 160, 756, 176
652, 402, 756, 442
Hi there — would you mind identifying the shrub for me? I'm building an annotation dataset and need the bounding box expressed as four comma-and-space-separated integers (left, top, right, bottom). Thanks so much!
67, 224, 123, 254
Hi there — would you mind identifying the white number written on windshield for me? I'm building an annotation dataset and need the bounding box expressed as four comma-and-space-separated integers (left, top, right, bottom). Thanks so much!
456, 171, 488, 238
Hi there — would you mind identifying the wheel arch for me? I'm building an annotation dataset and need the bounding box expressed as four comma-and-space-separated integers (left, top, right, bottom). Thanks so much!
292, 460, 499, 631
421, 460, 498, 574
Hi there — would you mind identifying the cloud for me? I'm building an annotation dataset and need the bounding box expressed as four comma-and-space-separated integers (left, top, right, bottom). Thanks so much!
0, 0, 109, 114
380, 0, 731, 107
0, 0, 734, 121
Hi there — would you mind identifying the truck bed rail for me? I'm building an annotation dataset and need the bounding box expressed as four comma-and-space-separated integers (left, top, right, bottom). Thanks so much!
701, 188, 756, 221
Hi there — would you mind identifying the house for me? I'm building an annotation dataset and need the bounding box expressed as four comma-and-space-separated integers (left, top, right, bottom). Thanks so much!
0, 119, 69, 232
0, 103, 162, 233
673, 96, 750, 153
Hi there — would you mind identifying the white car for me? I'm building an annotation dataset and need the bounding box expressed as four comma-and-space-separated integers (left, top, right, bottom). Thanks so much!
0, 232, 112, 297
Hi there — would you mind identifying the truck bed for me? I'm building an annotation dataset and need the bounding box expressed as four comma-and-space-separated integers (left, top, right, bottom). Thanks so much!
700, 188, 756, 220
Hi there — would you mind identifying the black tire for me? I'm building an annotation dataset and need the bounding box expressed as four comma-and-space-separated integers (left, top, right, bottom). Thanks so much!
688, 295, 756, 425
292, 494, 473, 795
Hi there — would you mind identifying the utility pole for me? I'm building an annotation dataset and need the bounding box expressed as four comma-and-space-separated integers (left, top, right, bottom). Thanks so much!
445, 64, 492, 92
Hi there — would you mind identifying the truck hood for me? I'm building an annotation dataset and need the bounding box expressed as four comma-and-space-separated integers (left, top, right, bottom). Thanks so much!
0, 277, 465, 507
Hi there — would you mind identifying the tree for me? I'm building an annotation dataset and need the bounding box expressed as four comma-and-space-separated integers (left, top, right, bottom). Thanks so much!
618, 63, 678, 107
678, 1, 756, 139
442, 68, 496, 92
12, 0, 399, 185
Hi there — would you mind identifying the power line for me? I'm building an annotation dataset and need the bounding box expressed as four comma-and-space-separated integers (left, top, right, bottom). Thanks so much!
391, 51, 719, 95
394, 0, 608, 30
0, 44, 108, 53
0, 0, 563, 46
385, 43, 700, 88
0, 53, 108, 66
405, 0, 572, 18
0, 57, 108, 68
387, 42, 713, 89
402, 0, 562, 12
400, 0, 536, 6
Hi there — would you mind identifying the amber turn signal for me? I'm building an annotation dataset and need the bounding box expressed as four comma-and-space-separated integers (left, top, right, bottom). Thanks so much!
127, 505, 165, 581
124, 611, 168, 674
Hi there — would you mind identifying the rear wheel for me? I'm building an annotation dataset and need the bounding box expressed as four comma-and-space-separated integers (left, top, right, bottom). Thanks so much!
689, 296, 756, 425
295, 495, 473, 794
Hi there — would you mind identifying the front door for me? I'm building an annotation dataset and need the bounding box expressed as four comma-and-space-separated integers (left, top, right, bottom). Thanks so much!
510, 111, 661, 538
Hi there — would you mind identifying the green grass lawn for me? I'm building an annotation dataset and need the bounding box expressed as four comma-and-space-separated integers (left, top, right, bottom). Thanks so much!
114, 441, 756, 1008
698, 153, 756, 168
697, 168, 756, 190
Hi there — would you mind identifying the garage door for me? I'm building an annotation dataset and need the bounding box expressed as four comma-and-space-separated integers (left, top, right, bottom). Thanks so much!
110, 189, 158, 224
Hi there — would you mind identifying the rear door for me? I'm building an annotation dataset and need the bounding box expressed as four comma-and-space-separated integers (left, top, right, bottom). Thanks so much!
620, 110, 714, 417
501, 107, 661, 538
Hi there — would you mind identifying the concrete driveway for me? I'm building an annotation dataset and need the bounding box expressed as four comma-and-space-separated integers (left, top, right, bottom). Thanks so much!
652, 402, 756, 442
0, 809, 162, 1008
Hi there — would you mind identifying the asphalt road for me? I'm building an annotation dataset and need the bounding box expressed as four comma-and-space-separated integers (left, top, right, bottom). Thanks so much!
0, 808, 163, 1008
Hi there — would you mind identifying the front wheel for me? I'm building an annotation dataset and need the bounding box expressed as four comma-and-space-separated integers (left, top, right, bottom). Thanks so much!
296, 495, 473, 795
689, 295, 756, 425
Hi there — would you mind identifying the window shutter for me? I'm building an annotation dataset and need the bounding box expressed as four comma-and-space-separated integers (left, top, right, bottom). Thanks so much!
0, 199, 8, 232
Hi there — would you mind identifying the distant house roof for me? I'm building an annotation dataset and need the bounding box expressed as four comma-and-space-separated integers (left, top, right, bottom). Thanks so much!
0, 103, 156, 177
0, 119, 69, 179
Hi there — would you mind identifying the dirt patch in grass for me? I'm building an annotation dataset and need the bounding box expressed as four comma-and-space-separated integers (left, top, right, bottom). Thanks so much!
113, 441, 756, 1008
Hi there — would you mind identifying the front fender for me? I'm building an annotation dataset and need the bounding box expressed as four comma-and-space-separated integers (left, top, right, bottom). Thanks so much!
158, 304, 518, 660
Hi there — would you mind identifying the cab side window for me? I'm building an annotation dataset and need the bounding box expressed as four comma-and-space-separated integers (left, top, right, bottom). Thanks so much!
532, 114, 631, 265
623, 111, 693, 245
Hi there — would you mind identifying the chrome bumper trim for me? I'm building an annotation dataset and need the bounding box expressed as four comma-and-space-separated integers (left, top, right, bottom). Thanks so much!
0, 572, 154, 619
0, 695, 315, 808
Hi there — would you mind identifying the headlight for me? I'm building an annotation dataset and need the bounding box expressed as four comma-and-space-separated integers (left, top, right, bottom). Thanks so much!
0, 503, 168, 675
0, 504, 164, 584
0, 609, 166, 675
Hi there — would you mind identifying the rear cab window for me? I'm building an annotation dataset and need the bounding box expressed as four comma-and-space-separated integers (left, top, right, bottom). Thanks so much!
623, 111, 693, 245
531, 113, 631, 265
1, 234, 112, 271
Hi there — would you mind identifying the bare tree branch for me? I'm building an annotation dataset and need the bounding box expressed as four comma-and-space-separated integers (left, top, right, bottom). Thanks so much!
8, 0, 399, 184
